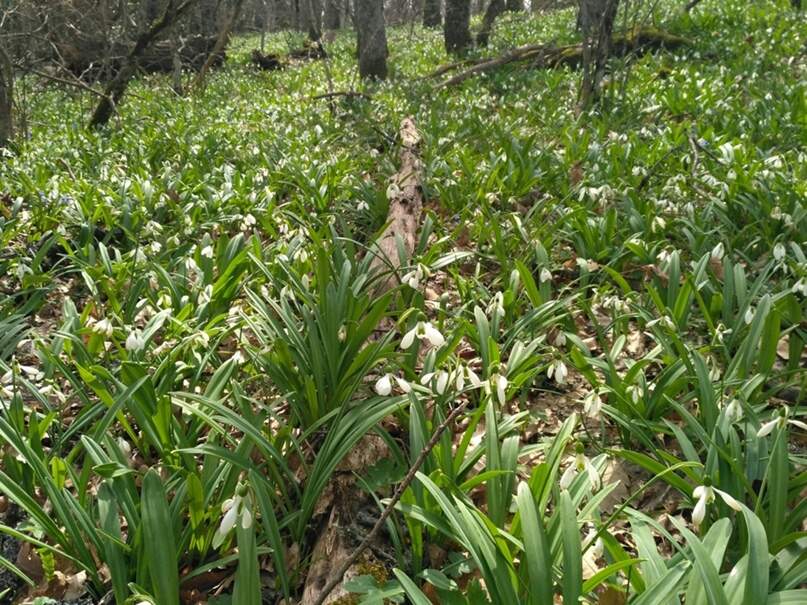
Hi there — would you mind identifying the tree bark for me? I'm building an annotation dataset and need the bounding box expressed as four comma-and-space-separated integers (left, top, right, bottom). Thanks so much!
301, 0, 322, 39
356, 0, 387, 78
444, 0, 471, 54
191, 0, 244, 90
505, 0, 523, 10
324, 0, 341, 29
423, 0, 442, 27
477, 0, 505, 46
90, 0, 197, 128
577, 0, 618, 108
0, 44, 12, 147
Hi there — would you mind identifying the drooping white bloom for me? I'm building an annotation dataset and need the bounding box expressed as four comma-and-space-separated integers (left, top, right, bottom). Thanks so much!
744, 307, 755, 325
560, 445, 600, 491
495, 373, 508, 405
402, 264, 429, 290
725, 399, 743, 424
201, 245, 214, 259
539, 268, 552, 283
374, 374, 392, 396
583, 390, 603, 419
691, 479, 742, 530
773, 243, 786, 262
125, 329, 146, 352
547, 360, 568, 385
710, 242, 725, 262
420, 371, 450, 395
213, 486, 253, 549
394, 375, 412, 393
92, 318, 114, 338
757, 406, 807, 437
400, 321, 445, 350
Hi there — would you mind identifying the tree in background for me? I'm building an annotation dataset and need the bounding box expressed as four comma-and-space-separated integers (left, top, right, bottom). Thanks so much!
444, 0, 471, 53
423, 0, 442, 27
356, 0, 387, 78
578, 0, 619, 108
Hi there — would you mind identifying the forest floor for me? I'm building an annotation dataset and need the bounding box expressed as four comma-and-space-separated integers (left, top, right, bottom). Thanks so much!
0, 0, 805, 604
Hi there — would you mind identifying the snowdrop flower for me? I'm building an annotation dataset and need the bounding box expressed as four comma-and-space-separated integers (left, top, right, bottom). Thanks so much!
492, 372, 508, 405
420, 370, 450, 395
357, 200, 369, 211
547, 359, 568, 385
125, 329, 146, 352
583, 389, 604, 419
375, 374, 392, 396
560, 444, 600, 491
213, 484, 253, 549
198, 285, 212, 306
92, 318, 114, 338
394, 375, 412, 393
724, 399, 743, 424
791, 279, 807, 297
201, 245, 214, 259
539, 267, 552, 283
691, 477, 742, 530
386, 182, 401, 200
626, 384, 643, 404
400, 321, 445, 350
402, 264, 429, 290
710, 242, 725, 262
584, 525, 604, 558
773, 243, 786, 262
757, 406, 807, 438
744, 307, 755, 325
488, 292, 505, 320
241, 213, 257, 230
465, 366, 482, 389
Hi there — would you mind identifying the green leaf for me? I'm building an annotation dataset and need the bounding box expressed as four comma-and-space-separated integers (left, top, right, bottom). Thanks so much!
141, 470, 179, 605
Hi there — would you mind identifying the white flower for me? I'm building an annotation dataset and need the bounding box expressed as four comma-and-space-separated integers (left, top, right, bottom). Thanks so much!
420, 371, 450, 395
488, 292, 505, 320
691, 480, 742, 530
400, 321, 445, 350
757, 406, 807, 437
386, 182, 401, 200
773, 243, 786, 262
744, 307, 755, 325
539, 268, 552, 283
375, 374, 392, 396
547, 360, 568, 385
92, 318, 114, 338
402, 264, 429, 290
466, 366, 481, 388
357, 200, 369, 211
553, 331, 566, 347
710, 242, 724, 262
213, 487, 253, 549
584, 525, 604, 559
394, 375, 412, 393
125, 329, 146, 352
494, 373, 508, 405
560, 446, 600, 491
725, 399, 743, 424
201, 245, 214, 259
583, 390, 603, 419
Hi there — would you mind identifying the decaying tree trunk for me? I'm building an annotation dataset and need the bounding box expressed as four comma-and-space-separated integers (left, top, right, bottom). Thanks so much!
370, 117, 424, 290
578, 0, 619, 108
356, 0, 388, 79
90, 0, 197, 128
444, 0, 472, 53
431, 27, 688, 87
423, 0, 442, 27
477, 0, 506, 46
0, 44, 12, 147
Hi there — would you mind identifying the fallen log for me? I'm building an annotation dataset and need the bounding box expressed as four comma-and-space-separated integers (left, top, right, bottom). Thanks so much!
434, 27, 690, 88
369, 117, 424, 292
250, 41, 327, 71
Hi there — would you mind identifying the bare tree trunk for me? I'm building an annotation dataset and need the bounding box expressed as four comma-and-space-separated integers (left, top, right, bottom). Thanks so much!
356, 0, 387, 78
301, 0, 322, 39
505, 0, 523, 9
578, 0, 618, 108
192, 0, 244, 90
444, 0, 471, 54
477, 0, 504, 46
172, 36, 184, 94
423, 0, 441, 27
0, 44, 12, 147
90, 0, 197, 128
324, 0, 341, 29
